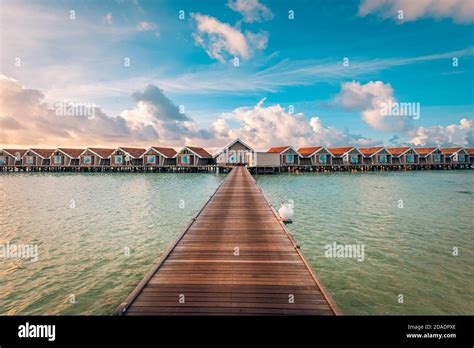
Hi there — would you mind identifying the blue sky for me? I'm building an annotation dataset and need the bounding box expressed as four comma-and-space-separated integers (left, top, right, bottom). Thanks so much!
1, 0, 473, 149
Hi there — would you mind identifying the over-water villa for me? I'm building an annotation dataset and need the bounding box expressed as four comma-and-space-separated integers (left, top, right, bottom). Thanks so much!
466, 148, 474, 163
387, 147, 418, 165
142, 147, 177, 166
267, 146, 300, 167
416, 147, 443, 164
51, 148, 84, 166
0, 149, 27, 166
177, 146, 213, 166
111, 147, 146, 166
80, 148, 115, 166
328, 146, 362, 165
23, 149, 54, 166
0, 141, 473, 173
440, 147, 469, 164
298, 146, 332, 166
359, 146, 392, 165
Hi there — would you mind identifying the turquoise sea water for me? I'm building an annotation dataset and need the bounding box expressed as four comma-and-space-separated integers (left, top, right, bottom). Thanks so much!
0, 172, 224, 315
0, 170, 472, 315
255, 170, 474, 315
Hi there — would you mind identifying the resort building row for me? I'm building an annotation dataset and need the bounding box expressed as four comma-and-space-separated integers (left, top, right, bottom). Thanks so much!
1, 139, 473, 172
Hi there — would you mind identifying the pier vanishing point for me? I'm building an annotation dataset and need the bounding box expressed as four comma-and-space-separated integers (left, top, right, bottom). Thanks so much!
116, 166, 340, 315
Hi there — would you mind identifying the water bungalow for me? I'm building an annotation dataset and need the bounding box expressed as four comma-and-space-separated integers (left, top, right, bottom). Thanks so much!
440, 147, 468, 165
359, 146, 392, 165
23, 149, 54, 166
0, 150, 9, 166
328, 146, 362, 165
1, 141, 473, 172
51, 148, 83, 166
416, 147, 442, 165
267, 146, 300, 167
466, 148, 474, 164
387, 147, 417, 165
177, 146, 213, 166
80, 148, 115, 166
142, 146, 177, 166
298, 146, 332, 166
0, 149, 27, 166
214, 138, 253, 165
111, 147, 146, 166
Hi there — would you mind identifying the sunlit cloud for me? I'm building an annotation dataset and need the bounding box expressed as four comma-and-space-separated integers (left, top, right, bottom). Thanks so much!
227, 0, 274, 23
359, 0, 474, 23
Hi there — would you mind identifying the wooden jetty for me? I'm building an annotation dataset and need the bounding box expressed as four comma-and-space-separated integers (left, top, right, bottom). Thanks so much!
116, 166, 339, 315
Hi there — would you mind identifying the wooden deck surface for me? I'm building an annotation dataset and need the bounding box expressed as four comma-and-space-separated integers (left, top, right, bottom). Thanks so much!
117, 166, 339, 315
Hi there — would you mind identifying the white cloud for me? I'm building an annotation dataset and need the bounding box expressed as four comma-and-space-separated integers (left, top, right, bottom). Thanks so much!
359, 0, 474, 23
136, 21, 160, 37
227, 0, 274, 23
104, 12, 113, 25
212, 98, 373, 148
333, 80, 473, 146
211, 118, 230, 138
150, 46, 473, 94
3, 75, 471, 149
120, 84, 213, 141
136, 21, 157, 31
408, 118, 473, 146
245, 31, 269, 50
0, 76, 212, 147
0, 75, 157, 147
191, 13, 250, 62
4, 2, 472, 102
333, 81, 409, 132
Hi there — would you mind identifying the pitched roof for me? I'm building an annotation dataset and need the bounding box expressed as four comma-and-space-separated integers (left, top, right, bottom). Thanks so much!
214, 138, 253, 157
359, 146, 384, 156
57, 148, 84, 158
86, 148, 115, 158
185, 146, 212, 158
297, 146, 323, 157
3, 149, 27, 157
149, 146, 177, 158
387, 147, 411, 156
267, 146, 291, 154
118, 147, 146, 158
327, 146, 355, 156
439, 147, 462, 155
465, 148, 474, 155
224, 138, 252, 151
29, 149, 55, 158
415, 147, 437, 156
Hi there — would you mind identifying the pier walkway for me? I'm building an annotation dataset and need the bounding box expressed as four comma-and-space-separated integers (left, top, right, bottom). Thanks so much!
117, 166, 339, 315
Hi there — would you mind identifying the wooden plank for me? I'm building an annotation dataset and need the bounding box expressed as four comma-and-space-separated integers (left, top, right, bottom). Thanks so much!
116, 166, 340, 315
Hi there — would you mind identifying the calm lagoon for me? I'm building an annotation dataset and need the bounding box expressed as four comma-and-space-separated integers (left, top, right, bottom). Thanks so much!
256, 170, 474, 315
0, 170, 472, 314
